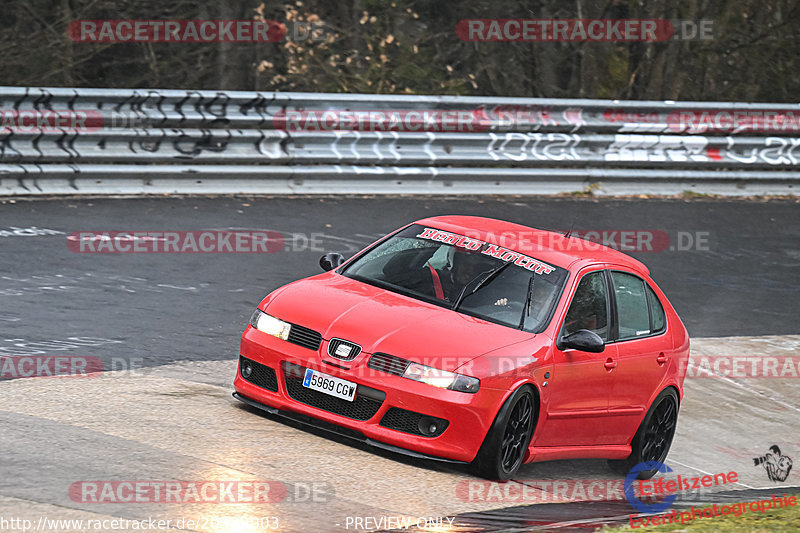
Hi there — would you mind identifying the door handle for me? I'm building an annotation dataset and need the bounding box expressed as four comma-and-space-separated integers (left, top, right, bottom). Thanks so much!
604, 358, 617, 370
656, 352, 667, 365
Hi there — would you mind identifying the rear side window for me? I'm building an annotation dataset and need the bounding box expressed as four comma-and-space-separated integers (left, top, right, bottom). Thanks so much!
610, 271, 650, 340
646, 285, 667, 333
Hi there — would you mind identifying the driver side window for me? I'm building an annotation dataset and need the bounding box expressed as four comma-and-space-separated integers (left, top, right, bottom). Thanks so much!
562, 271, 609, 341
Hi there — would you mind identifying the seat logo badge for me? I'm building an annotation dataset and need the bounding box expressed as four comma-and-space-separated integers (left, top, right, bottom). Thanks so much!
328, 338, 362, 360
335, 344, 352, 358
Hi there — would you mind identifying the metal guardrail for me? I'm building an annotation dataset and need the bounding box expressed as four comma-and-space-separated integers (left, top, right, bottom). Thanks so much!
1, 87, 799, 195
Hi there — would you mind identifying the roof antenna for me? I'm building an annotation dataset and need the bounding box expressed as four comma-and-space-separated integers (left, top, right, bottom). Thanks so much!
563, 218, 576, 239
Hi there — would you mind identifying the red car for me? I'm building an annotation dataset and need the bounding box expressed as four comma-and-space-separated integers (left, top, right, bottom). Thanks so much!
233, 216, 689, 480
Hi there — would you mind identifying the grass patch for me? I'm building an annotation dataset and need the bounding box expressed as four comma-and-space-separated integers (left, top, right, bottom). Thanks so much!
681, 190, 715, 199
568, 182, 603, 197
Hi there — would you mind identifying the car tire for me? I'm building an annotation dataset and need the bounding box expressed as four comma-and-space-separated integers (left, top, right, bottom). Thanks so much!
608, 387, 679, 480
472, 385, 536, 481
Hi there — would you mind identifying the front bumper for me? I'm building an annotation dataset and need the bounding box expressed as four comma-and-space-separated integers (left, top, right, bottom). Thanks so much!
232, 392, 466, 464
233, 326, 507, 463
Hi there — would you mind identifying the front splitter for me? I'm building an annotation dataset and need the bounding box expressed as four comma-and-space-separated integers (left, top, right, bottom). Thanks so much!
233, 391, 469, 465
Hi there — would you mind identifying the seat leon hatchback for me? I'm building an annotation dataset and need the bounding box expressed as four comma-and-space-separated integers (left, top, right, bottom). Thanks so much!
233, 216, 689, 480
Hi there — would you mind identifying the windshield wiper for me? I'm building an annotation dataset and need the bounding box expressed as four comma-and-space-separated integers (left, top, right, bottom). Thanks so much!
453, 260, 513, 310
519, 274, 535, 328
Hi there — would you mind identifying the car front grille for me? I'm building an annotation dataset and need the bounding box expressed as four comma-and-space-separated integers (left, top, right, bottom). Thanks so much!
287, 324, 322, 351
367, 352, 410, 376
380, 407, 449, 438
239, 356, 278, 392
282, 362, 385, 421
327, 338, 362, 361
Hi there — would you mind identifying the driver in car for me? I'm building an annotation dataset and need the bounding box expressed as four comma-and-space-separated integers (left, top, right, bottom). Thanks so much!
426, 248, 510, 307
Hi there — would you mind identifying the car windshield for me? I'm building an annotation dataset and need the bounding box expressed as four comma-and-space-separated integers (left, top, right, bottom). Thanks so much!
341, 224, 569, 332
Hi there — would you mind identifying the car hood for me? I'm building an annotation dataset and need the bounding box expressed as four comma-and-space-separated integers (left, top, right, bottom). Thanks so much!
262, 272, 534, 371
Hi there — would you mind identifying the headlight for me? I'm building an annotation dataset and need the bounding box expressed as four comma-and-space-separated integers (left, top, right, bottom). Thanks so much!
402, 362, 480, 393
250, 309, 291, 340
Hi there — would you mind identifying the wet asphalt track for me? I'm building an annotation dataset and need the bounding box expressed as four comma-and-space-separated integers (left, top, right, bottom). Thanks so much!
0, 196, 799, 532
0, 196, 798, 368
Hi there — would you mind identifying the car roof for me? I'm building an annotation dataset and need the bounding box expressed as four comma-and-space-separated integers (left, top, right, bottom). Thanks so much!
413, 215, 650, 275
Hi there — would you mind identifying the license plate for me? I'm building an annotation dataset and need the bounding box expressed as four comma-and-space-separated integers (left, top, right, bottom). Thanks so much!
302, 368, 357, 402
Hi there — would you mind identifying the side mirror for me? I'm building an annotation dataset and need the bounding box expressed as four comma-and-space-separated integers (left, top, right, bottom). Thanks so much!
319, 252, 345, 272
557, 329, 605, 353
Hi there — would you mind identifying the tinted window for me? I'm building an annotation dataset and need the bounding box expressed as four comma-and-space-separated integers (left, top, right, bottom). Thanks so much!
646, 285, 667, 333
563, 271, 608, 341
611, 271, 650, 340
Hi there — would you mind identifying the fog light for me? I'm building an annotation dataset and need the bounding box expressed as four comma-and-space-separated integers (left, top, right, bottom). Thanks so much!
418, 417, 440, 436
242, 361, 253, 379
